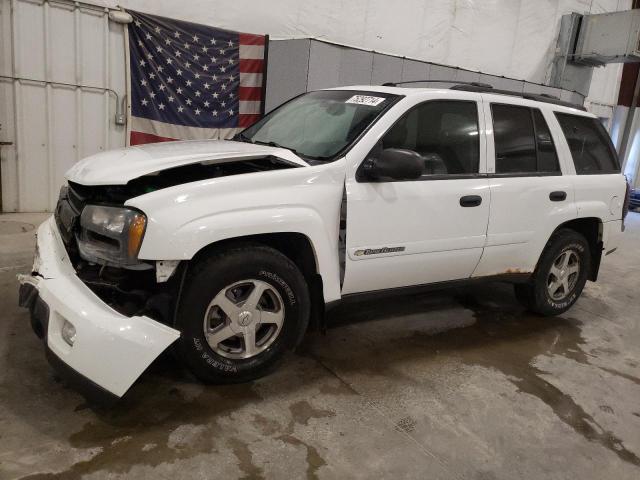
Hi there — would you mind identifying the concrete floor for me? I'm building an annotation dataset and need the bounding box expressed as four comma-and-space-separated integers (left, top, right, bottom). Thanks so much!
1, 212, 639, 480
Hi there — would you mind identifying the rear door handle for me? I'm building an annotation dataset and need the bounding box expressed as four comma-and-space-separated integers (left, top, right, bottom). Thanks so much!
460, 195, 482, 207
549, 191, 567, 202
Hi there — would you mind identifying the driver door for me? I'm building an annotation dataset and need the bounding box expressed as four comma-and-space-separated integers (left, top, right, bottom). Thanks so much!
341, 96, 491, 295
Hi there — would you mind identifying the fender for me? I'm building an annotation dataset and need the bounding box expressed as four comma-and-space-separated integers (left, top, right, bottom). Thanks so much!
166, 206, 341, 302
126, 160, 346, 303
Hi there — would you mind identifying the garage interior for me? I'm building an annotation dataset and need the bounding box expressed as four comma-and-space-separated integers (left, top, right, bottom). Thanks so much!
1, 0, 640, 479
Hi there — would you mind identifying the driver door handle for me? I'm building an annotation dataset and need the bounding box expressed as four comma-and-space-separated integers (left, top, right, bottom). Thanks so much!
460, 195, 482, 207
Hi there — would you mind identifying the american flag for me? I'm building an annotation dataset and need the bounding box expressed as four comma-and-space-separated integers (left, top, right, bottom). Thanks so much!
126, 10, 267, 145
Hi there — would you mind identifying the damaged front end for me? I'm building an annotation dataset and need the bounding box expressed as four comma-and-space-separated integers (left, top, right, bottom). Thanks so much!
18, 152, 303, 402
18, 217, 180, 404
55, 182, 180, 324
57, 155, 298, 323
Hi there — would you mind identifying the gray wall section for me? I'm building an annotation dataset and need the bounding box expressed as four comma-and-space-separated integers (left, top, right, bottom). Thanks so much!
339, 48, 373, 86
371, 54, 403, 85
264, 39, 310, 113
307, 41, 341, 90
401, 59, 430, 82
265, 39, 585, 111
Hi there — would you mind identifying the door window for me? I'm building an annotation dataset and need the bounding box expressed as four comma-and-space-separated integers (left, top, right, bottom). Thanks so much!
378, 100, 480, 177
554, 113, 620, 174
533, 110, 561, 173
491, 104, 560, 174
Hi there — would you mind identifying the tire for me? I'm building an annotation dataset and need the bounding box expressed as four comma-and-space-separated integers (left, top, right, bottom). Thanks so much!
175, 244, 310, 383
514, 229, 591, 316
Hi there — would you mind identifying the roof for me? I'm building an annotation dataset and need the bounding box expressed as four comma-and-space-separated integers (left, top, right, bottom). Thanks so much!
326, 84, 592, 116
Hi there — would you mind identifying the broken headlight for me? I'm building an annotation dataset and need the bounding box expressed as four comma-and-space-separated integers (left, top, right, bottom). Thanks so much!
77, 205, 147, 266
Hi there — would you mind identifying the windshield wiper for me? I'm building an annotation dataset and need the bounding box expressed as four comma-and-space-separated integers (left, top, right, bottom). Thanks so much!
252, 140, 301, 156
232, 132, 253, 143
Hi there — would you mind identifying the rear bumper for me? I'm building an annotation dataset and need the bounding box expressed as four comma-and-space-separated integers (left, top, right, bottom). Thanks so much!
18, 217, 180, 401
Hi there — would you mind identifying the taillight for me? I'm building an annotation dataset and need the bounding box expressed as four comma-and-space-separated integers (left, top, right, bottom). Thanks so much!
622, 178, 631, 230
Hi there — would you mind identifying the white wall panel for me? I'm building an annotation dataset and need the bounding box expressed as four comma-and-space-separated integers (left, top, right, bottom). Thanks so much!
49, 3, 76, 84
0, 0, 126, 212
19, 83, 48, 211
111, 0, 631, 86
50, 86, 77, 200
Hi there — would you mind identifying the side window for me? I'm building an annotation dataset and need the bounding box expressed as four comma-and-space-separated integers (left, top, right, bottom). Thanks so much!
533, 110, 560, 173
492, 104, 561, 174
380, 100, 480, 176
554, 113, 620, 174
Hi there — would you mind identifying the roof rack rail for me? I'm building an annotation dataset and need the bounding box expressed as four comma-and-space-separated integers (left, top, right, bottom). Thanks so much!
382, 80, 493, 88
381, 79, 585, 110
449, 83, 585, 110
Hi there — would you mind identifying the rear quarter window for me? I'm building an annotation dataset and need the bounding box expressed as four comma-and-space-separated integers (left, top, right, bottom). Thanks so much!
554, 113, 620, 174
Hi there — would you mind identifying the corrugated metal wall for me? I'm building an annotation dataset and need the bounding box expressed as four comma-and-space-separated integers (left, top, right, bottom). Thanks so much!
0, 0, 126, 212
265, 39, 586, 114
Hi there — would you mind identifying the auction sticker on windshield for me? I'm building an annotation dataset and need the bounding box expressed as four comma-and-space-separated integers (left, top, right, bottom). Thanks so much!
345, 95, 386, 106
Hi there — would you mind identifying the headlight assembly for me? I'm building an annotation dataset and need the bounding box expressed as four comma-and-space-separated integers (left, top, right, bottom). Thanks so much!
77, 205, 147, 266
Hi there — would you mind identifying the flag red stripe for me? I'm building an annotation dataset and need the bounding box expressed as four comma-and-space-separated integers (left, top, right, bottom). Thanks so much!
239, 87, 262, 101
238, 114, 261, 128
130, 131, 176, 145
239, 59, 264, 73
239, 33, 265, 46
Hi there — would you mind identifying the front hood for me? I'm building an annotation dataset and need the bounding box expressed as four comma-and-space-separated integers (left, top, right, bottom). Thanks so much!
65, 140, 309, 185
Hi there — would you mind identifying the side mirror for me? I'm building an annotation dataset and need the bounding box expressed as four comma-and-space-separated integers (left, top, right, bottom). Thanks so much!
361, 148, 423, 181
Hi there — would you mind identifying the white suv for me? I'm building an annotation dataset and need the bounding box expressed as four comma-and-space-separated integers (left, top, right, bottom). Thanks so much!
18, 83, 630, 402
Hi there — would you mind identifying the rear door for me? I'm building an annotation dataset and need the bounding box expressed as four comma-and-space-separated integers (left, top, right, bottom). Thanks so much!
472, 100, 577, 277
553, 112, 627, 225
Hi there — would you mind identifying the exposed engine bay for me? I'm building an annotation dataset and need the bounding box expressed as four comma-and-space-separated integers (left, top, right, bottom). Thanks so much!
54, 156, 299, 326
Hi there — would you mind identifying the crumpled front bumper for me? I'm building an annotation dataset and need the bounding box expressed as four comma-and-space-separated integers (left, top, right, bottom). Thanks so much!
18, 217, 180, 402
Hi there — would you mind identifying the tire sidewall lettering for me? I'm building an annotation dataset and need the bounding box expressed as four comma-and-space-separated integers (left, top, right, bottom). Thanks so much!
258, 269, 296, 306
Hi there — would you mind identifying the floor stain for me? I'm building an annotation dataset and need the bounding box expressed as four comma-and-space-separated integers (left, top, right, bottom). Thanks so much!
252, 413, 281, 436
228, 437, 265, 480
277, 434, 327, 480
317, 285, 640, 468
19, 381, 261, 479
288, 400, 335, 429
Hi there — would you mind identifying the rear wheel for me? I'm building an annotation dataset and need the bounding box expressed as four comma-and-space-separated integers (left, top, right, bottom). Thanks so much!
514, 229, 591, 316
175, 244, 310, 383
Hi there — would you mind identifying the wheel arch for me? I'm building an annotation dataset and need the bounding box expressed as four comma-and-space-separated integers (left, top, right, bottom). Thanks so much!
189, 232, 327, 330
546, 216, 603, 281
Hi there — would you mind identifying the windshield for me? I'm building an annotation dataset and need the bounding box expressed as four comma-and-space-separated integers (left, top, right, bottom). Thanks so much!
238, 90, 400, 161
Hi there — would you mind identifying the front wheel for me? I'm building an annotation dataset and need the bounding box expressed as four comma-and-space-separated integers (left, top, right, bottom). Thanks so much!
175, 244, 310, 383
514, 229, 591, 316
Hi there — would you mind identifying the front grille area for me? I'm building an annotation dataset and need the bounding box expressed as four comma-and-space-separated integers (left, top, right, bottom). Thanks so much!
54, 186, 81, 247
67, 183, 88, 213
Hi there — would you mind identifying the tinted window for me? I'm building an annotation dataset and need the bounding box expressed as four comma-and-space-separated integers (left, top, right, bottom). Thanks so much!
555, 113, 620, 174
380, 100, 479, 176
492, 105, 561, 174
492, 104, 537, 173
533, 110, 560, 173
